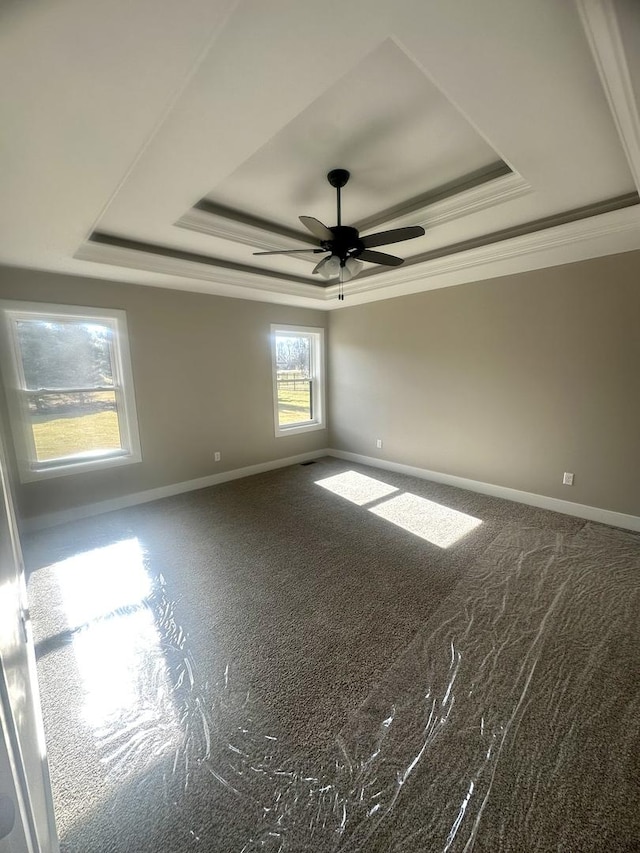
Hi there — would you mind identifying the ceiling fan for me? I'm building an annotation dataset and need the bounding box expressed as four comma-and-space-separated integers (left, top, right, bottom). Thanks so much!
253, 169, 425, 299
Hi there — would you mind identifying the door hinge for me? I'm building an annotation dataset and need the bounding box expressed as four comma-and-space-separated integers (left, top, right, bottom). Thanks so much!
19, 608, 30, 644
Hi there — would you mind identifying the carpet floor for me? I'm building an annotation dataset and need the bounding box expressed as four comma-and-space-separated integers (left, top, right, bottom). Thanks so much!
23, 457, 640, 852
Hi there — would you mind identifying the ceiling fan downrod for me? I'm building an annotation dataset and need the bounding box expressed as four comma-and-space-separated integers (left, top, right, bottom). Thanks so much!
327, 168, 350, 228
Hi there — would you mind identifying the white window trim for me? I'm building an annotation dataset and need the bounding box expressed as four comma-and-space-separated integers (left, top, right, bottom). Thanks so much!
271, 324, 325, 438
0, 300, 142, 482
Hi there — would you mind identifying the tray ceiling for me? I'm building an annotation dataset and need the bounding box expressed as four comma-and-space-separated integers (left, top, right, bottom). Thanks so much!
204, 39, 502, 228
1, 0, 639, 309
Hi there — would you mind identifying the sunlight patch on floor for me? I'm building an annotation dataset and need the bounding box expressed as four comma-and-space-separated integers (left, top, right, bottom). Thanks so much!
369, 493, 482, 548
53, 538, 178, 733
54, 538, 150, 625
315, 470, 399, 506
314, 469, 483, 547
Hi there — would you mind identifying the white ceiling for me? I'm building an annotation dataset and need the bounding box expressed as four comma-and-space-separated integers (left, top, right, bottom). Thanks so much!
205, 39, 500, 228
1, 0, 639, 309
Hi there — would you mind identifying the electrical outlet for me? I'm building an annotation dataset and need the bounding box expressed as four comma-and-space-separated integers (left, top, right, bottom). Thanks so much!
214, 452, 221, 462
376, 439, 383, 449
562, 472, 574, 486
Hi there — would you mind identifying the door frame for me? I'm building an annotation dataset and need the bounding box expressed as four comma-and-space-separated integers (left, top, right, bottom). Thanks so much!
0, 421, 59, 852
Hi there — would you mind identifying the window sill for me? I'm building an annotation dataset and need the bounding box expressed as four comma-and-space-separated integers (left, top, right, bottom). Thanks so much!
19, 449, 142, 483
275, 421, 326, 438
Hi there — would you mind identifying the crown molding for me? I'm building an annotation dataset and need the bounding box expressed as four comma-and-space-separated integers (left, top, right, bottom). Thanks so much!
175, 201, 318, 257
75, 202, 640, 308
176, 164, 530, 254
394, 191, 638, 272
353, 164, 530, 232
387, 171, 531, 230
577, 0, 640, 195
75, 236, 330, 300
333, 201, 640, 299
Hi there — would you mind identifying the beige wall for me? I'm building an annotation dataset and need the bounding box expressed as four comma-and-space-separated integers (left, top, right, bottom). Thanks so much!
329, 250, 640, 517
0, 266, 328, 521
2, 249, 640, 524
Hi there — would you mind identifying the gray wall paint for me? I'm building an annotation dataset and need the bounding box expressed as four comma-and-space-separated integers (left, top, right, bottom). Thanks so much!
329, 250, 640, 517
0, 267, 328, 521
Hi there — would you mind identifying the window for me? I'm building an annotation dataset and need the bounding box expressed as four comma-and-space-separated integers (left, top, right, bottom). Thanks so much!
0, 302, 141, 481
271, 325, 325, 437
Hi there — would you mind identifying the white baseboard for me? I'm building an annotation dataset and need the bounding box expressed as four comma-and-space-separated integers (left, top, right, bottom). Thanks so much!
23, 446, 640, 534
23, 449, 330, 532
327, 449, 640, 533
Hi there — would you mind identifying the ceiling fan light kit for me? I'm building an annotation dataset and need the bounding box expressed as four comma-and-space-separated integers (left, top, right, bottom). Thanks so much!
342, 257, 364, 280
253, 169, 425, 299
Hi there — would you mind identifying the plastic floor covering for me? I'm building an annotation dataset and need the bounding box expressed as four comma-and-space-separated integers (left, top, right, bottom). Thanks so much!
24, 461, 640, 852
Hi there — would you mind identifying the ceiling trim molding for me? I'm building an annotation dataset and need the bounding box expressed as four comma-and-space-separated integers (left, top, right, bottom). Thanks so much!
75, 236, 329, 299
335, 202, 640, 297
175, 200, 318, 255
353, 163, 529, 231
75, 200, 640, 307
86, 232, 316, 284
175, 165, 531, 260
577, 0, 640, 194
367, 191, 639, 276
385, 171, 531, 230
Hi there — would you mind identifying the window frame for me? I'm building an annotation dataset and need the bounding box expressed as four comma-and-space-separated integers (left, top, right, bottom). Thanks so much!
271, 324, 325, 438
0, 300, 142, 482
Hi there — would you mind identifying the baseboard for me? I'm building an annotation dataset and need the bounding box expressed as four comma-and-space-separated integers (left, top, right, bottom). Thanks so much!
22, 449, 330, 532
22, 446, 640, 535
327, 449, 640, 533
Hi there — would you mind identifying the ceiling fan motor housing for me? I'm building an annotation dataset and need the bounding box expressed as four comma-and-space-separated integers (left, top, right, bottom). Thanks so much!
322, 225, 364, 261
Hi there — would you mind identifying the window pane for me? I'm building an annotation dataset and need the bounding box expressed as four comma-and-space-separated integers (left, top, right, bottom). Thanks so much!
16, 319, 114, 390
275, 334, 311, 426
27, 390, 122, 462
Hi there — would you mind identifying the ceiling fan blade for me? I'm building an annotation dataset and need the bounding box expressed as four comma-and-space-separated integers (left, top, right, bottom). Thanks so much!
360, 225, 425, 248
299, 216, 333, 241
359, 249, 404, 267
253, 248, 325, 256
